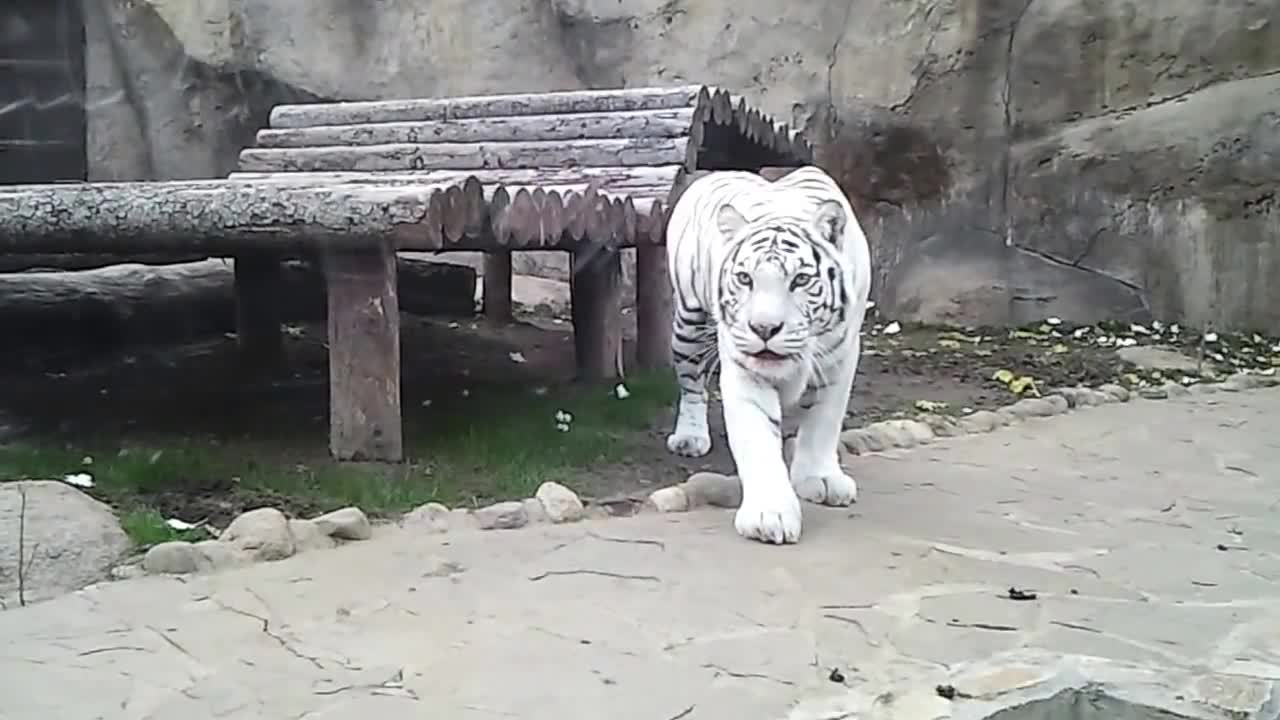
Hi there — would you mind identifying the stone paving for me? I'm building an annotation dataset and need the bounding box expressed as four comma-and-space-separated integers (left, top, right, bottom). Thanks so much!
2, 388, 1279, 719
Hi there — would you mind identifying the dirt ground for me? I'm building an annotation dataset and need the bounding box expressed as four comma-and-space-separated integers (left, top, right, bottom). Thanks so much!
1, 294, 1275, 528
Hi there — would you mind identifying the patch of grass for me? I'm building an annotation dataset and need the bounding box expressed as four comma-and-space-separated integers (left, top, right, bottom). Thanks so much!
118, 509, 210, 548
0, 369, 676, 544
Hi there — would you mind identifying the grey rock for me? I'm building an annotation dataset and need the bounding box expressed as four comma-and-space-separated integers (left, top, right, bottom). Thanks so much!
1117, 345, 1201, 373
191, 540, 251, 572
402, 502, 452, 533
682, 472, 742, 509
522, 497, 549, 524
915, 413, 962, 437
472, 501, 528, 531
1222, 372, 1277, 392
142, 541, 198, 575
644, 486, 689, 514
311, 507, 372, 541
1163, 380, 1192, 398
0, 481, 131, 606
1138, 385, 1169, 400
1097, 384, 1132, 403
841, 428, 880, 454
958, 411, 1002, 434
1188, 381, 1221, 395
220, 507, 295, 562
995, 407, 1023, 425
288, 519, 337, 553
534, 482, 585, 523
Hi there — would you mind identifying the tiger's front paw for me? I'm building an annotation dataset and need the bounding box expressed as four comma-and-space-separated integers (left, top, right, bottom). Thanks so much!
666, 431, 712, 457
734, 486, 803, 544
793, 472, 859, 506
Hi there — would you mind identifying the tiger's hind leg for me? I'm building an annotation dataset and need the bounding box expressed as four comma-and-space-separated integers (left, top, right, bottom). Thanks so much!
788, 339, 861, 506
665, 305, 716, 457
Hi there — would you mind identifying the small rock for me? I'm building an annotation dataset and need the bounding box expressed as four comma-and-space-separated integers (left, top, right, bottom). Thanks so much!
1138, 385, 1169, 400
1079, 388, 1110, 406
1097, 383, 1131, 402
289, 519, 338, 552
221, 507, 296, 562
958, 410, 1001, 434
192, 540, 251, 572
896, 419, 936, 444
645, 486, 689, 513
1162, 380, 1191, 397
142, 541, 198, 575
311, 507, 372, 541
535, 481, 585, 523
1188, 382, 1220, 395
916, 413, 962, 437
582, 505, 613, 521
1007, 398, 1060, 417
840, 428, 873, 454
522, 497, 550, 524
682, 472, 742, 508
995, 406, 1022, 425
449, 508, 480, 531
1222, 372, 1272, 392
110, 564, 145, 581
865, 421, 911, 449
1044, 395, 1069, 414
1116, 345, 1201, 373
402, 502, 452, 533
473, 501, 528, 530
1052, 387, 1086, 408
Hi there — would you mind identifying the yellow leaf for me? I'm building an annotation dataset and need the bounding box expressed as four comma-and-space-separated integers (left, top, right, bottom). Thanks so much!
937, 339, 961, 349
1051, 343, 1069, 353
992, 369, 1015, 383
1008, 376, 1036, 395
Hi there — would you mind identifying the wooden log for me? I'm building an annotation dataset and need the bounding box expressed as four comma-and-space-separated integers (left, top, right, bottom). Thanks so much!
233, 254, 285, 370
228, 164, 684, 191
269, 85, 707, 128
482, 251, 513, 321
0, 252, 208, 273
0, 257, 476, 356
570, 243, 623, 381
0, 170, 679, 254
237, 138, 693, 174
255, 108, 697, 148
634, 243, 672, 370
324, 243, 403, 462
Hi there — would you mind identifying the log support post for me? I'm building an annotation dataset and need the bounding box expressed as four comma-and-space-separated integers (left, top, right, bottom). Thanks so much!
483, 250, 513, 321
634, 244, 672, 370
324, 242, 404, 462
234, 254, 285, 370
570, 244, 623, 381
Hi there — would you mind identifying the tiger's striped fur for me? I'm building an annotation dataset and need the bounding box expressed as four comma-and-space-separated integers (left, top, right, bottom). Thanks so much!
664, 166, 871, 544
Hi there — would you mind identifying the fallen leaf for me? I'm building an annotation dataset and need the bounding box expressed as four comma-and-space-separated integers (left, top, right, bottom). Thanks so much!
614, 383, 631, 399
508, 351, 527, 363
992, 369, 1015, 384
883, 321, 902, 336
1008, 376, 1037, 395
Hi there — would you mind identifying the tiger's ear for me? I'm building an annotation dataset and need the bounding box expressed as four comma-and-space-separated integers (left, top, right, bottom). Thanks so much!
716, 203, 748, 239
813, 199, 847, 248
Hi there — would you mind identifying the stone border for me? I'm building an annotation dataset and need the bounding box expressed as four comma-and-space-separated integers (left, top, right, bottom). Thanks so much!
641, 370, 1280, 514
110, 371, 1278, 580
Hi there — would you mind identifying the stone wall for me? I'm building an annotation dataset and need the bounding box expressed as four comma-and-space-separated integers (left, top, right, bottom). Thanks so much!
83, 0, 1280, 332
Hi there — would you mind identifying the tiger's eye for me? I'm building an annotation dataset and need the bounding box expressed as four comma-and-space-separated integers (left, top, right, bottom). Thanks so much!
735, 271, 753, 287
791, 273, 813, 289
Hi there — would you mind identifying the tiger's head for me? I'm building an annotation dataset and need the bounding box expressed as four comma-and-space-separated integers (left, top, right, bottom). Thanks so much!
714, 199, 851, 380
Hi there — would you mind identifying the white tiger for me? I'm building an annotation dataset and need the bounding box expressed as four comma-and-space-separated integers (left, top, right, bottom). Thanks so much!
664, 166, 872, 545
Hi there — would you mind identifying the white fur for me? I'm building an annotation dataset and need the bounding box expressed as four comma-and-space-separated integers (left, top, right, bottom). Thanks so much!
664, 167, 872, 544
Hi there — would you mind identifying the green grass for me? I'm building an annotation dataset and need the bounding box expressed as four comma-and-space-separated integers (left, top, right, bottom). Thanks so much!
0, 370, 676, 547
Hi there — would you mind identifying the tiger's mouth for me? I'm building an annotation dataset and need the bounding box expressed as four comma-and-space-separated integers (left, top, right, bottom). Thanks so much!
749, 349, 790, 362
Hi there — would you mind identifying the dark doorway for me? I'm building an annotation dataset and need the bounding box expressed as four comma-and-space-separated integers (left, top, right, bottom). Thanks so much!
0, 0, 87, 184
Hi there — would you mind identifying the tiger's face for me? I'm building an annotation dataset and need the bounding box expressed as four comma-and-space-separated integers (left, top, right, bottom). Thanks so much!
715, 200, 850, 379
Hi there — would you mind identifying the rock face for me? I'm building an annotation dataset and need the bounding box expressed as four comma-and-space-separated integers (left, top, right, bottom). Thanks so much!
73, 0, 1280, 331
0, 481, 131, 608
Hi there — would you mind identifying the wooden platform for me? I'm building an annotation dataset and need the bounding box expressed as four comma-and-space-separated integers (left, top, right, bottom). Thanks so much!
0, 85, 815, 462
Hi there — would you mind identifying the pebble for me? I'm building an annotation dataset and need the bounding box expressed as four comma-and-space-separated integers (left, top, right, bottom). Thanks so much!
1097, 383, 1131, 402
916, 413, 962, 437
289, 519, 338, 552
311, 507, 372, 541
221, 507, 296, 562
142, 541, 199, 575
402, 502, 452, 533
958, 410, 1002, 434
645, 486, 689, 513
522, 497, 550, 524
682, 472, 742, 508
535, 481, 585, 523
473, 501, 528, 530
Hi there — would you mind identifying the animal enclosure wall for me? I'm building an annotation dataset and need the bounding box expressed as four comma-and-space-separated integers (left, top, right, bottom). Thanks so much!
0, 0, 87, 185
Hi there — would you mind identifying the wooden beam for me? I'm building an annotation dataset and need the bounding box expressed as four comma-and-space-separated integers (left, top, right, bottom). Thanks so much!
255, 108, 697, 148
0, 170, 677, 253
237, 138, 693, 174
268, 86, 706, 128
325, 243, 403, 462
233, 254, 285, 370
482, 251, 513, 321
634, 244, 672, 370
570, 243, 623, 381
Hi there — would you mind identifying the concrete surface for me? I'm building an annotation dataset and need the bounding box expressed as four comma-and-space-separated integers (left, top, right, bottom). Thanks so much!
3, 388, 1279, 719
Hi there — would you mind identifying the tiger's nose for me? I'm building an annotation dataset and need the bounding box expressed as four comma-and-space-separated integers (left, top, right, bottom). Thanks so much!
750, 321, 783, 341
